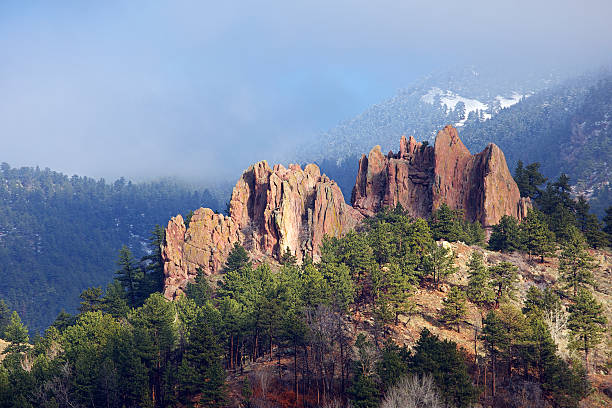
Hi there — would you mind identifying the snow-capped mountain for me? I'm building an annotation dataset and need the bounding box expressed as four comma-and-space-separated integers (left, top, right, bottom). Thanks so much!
299, 66, 561, 165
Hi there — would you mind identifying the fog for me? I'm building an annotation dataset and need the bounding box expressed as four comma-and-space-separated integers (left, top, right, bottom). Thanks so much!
1, 0, 611, 185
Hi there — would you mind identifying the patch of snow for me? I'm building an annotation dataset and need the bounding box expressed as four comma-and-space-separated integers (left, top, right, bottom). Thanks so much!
495, 92, 524, 109
420, 87, 443, 105
421, 87, 491, 127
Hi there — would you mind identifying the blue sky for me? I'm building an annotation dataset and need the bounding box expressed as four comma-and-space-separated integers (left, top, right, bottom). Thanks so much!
1, 1, 611, 183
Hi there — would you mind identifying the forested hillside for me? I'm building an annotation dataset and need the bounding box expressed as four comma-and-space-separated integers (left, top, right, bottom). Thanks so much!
0, 163, 217, 331
460, 72, 612, 215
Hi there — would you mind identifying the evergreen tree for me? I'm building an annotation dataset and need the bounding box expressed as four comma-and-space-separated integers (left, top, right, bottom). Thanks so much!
373, 263, 414, 326
178, 310, 226, 406
224, 242, 251, 273
519, 209, 556, 262
102, 281, 130, 318
488, 215, 522, 252
559, 229, 598, 297
78, 286, 104, 313
466, 252, 494, 307
430, 204, 464, 242
140, 224, 166, 295
515, 162, 547, 199
422, 243, 457, 289
523, 286, 562, 318
0, 300, 11, 337
279, 246, 297, 266
489, 261, 519, 307
440, 286, 467, 332
567, 289, 607, 371
541, 356, 589, 408
185, 267, 214, 306
115, 245, 143, 307
2, 311, 29, 355
408, 329, 478, 408
376, 339, 410, 391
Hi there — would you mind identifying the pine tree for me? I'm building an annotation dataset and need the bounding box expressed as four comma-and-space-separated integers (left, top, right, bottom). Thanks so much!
519, 209, 556, 262
3, 311, 29, 354
78, 286, 104, 313
575, 196, 608, 248
280, 246, 297, 266
140, 224, 166, 294
488, 215, 522, 252
514, 161, 547, 199
559, 229, 598, 298
178, 311, 226, 406
115, 245, 143, 307
440, 286, 467, 332
430, 204, 463, 242
567, 289, 607, 372
102, 281, 130, 318
489, 261, 519, 307
0, 300, 11, 337
408, 329, 478, 408
185, 267, 214, 306
466, 252, 494, 307
373, 263, 414, 326
224, 242, 251, 273
422, 243, 457, 289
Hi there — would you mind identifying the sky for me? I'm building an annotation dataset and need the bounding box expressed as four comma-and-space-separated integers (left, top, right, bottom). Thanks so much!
1, 0, 612, 185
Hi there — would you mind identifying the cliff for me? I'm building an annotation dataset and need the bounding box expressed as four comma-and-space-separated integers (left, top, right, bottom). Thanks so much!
352, 125, 531, 226
162, 161, 362, 299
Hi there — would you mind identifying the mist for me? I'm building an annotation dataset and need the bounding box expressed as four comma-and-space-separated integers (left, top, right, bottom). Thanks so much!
1, 0, 611, 185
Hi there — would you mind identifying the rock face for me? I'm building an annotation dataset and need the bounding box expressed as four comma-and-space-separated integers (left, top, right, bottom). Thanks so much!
352, 125, 531, 226
162, 161, 363, 299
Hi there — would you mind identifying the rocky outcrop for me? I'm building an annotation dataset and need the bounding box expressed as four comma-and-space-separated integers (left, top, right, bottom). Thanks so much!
162, 161, 362, 299
352, 125, 530, 226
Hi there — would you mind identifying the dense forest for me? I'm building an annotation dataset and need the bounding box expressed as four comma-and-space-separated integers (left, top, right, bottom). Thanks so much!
0, 162, 609, 407
460, 73, 612, 215
0, 163, 218, 331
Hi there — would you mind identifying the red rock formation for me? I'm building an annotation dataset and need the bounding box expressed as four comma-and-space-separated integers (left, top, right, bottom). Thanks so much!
162, 161, 362, 299
352, 125, 530, 226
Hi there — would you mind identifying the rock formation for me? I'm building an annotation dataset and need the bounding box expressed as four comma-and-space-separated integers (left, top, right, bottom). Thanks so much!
352, 125, 531, 226
162, 161, 362, 299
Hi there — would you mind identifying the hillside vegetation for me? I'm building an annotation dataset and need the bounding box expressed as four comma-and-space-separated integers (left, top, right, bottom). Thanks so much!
0, 163, 217, 331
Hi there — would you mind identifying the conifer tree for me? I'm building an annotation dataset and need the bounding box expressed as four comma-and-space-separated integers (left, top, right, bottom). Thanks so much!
102, 281, 130, 318
422, 243, 457, 289
514, 161, 546, 199
430, 203, 463, 242
466, 252, 494, 307
178, 311, 225, 406
567, 289, 607, 371
115, 245, 143, 307
519, 209, 556, 262
559, 229, 598, 297
280, 246, 297, 266
373, 263, 414, 325
140, 224, 166, 294
224, 242, 251, 273
489, 261, 519, 307
488, 215, 522, 252
78, 286, 104, 313
2, 311, 29, 355
440, 286, 467, 332
0, 300, 12, 337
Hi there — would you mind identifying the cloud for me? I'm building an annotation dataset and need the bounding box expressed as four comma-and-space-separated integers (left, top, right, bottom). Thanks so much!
0, 0, 611, 183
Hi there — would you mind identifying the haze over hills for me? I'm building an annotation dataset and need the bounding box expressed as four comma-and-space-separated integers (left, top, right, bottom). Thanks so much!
0, 164, 218, 331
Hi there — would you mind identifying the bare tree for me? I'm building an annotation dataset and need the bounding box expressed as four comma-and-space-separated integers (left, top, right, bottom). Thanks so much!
380, 374, 445, 408
250, 368, 272, 400
544, 306, 569, 358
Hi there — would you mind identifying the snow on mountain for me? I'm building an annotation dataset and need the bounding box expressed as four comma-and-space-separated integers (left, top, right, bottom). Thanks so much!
421, 87, 490, 127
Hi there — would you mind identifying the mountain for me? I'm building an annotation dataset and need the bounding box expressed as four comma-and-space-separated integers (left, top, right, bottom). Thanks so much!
305, 67, 611, 212
161, 126, 527, 298
459, 71, 612, 215
0, 163, 218, 331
